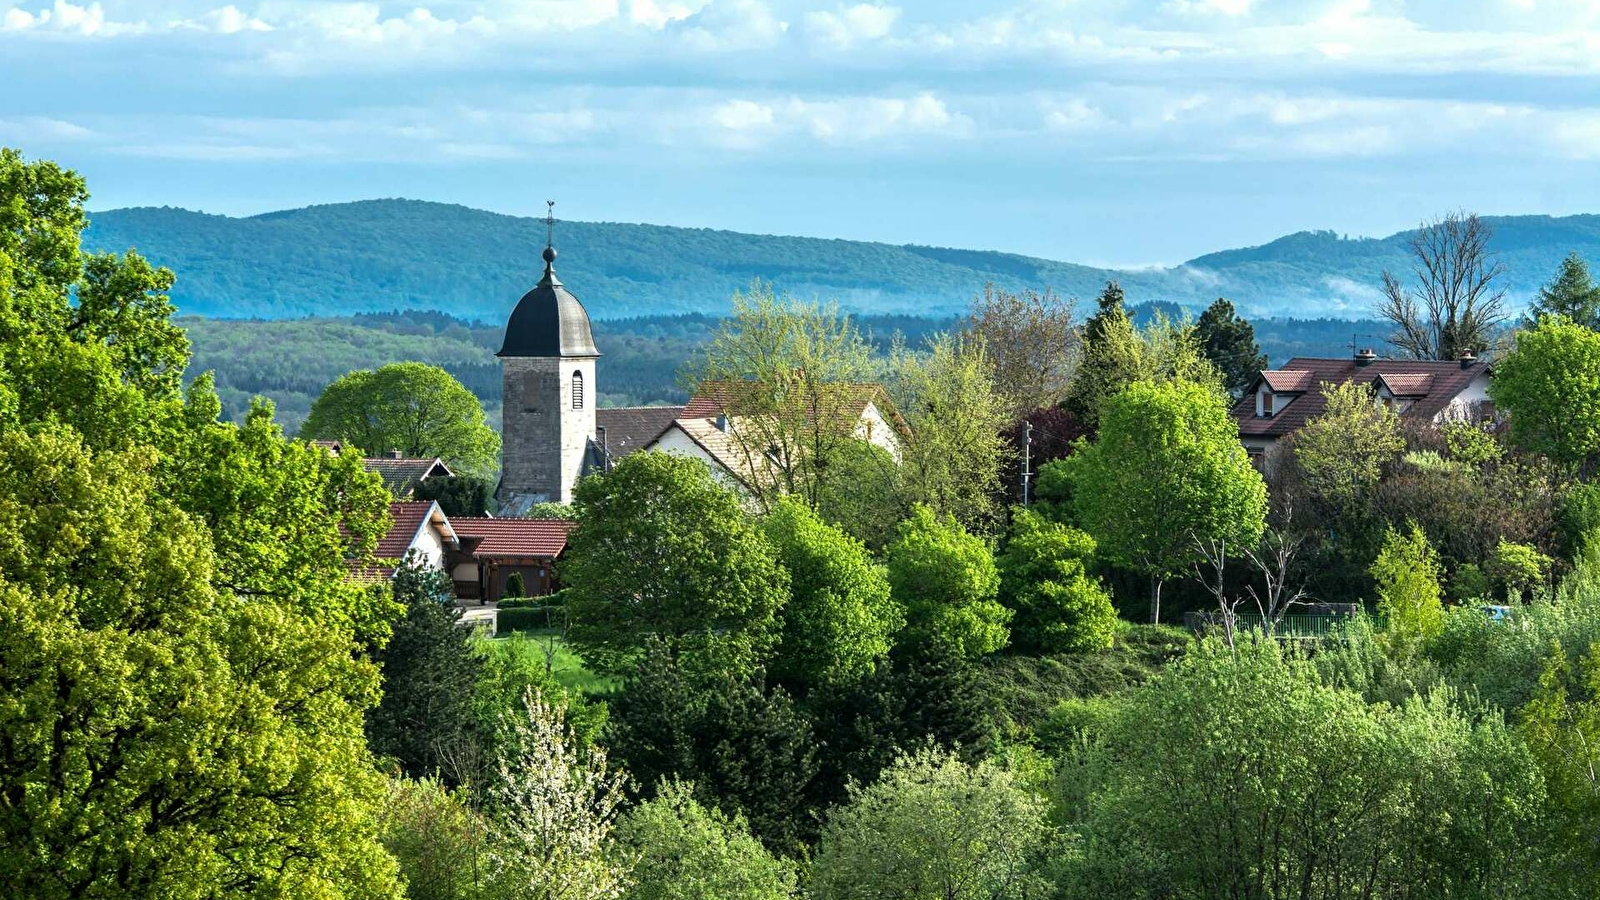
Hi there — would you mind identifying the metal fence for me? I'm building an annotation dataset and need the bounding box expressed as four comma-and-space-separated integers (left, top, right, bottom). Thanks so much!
1184, 609, 1378, 639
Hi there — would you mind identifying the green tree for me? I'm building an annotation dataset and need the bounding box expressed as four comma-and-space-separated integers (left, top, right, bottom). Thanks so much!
300, 361, 500, 476
1486, 539, 1553, 601
1068, 637, 1549, 900
964, 283, 1079, 418
1491, 317, 1600, 469
684, 281, 876, 512
886, 505, 1011, 659
892, 332, 1011, 531
1527, 252, 1600, 331
606, 651, 819, 852
1063, 379, 1267, 624
761, 497, 903, 694
1371, 524, 1445, 652
1521, 646, 1600, 884
1193, 298, 1267, 398
379, 777, 491, 900
1064, 283, 1219, 430
413, 474, 495, 517
814, 438, 904, 551
613, 780, 797, 900
368, 557, 485, 783
0, 150, 402, 900
809, 746, 1054, 900
563, 452, 789, 678
997, 508, 1118, 653
1291, 379, 1406, 518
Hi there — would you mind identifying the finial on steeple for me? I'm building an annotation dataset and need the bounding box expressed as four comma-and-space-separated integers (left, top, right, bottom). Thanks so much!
543, 200, 557, 265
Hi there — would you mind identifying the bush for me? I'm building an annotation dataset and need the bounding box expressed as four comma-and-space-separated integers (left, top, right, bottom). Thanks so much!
495, 606, 556, 634
612, 779, 797, 900
504, 571, 527, 599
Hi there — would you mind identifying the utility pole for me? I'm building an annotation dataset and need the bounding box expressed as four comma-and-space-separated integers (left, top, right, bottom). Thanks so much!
1021, 419, 1033, 507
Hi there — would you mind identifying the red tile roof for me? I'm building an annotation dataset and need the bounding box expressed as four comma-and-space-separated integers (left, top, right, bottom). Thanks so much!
1233, 356, 1490, 438
376, 501, 437, 560
1261, 370, 1315, 392
449, 517, 575, 559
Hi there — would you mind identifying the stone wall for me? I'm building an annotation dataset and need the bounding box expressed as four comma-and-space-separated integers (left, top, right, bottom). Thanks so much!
499, 355, 596, 505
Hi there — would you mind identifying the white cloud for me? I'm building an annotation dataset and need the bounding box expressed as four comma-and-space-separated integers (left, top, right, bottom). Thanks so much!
172, 5, 273, 33
803, 3, 897, 48
0, 1, 145, 35
673, 0, 787, 50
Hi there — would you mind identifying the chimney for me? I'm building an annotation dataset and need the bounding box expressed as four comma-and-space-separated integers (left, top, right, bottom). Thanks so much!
1460, 350, 1477, 370
387, 449, 404, 459
1354, 348, 1377, 367
715, 413, 730, 433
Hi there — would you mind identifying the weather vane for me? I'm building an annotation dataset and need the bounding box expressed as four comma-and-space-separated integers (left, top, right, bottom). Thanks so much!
545, 200, 555, 248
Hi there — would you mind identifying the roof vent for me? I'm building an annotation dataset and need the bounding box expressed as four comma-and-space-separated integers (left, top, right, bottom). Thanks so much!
1460, 350, 1477, 369
1355, 348, 1377, 367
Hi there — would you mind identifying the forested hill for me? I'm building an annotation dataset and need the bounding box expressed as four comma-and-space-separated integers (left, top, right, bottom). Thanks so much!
84, 200, 1600, 321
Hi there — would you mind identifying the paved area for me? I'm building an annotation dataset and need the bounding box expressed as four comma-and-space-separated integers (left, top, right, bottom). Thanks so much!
456, 603, 498, 634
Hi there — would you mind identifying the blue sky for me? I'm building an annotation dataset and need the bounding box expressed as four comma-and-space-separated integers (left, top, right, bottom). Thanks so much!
4, 0, 1600, 266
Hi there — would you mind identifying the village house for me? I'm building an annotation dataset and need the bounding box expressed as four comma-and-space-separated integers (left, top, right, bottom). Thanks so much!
310, 440, 454, 499
365, 500, 573, 602
1232, 347, 1494, 463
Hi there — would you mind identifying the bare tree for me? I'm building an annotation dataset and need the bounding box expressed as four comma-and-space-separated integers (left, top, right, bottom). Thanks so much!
1242, 521, 1313, 637
1191, 534, 1249, 649
1376, 211, 1508, 360
963, 283, 1080, 419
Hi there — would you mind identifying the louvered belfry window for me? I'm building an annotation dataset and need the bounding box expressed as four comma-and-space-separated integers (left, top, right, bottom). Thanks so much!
572, 371, 584, 409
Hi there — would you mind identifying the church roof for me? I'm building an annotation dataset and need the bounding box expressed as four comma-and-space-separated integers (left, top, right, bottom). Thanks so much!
497, 246, 600, 359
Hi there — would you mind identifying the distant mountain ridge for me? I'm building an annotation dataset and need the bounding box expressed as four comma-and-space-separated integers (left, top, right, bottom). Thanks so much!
82, 200, 1600, 322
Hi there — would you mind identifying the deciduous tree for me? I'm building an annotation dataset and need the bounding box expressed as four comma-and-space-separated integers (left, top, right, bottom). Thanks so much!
1376, 211, 1508, 360
1490, 317, 1600, 469
810, 746, 1054, 900
612, 780, 797, 900
761, 497, 902, 694
1063, 379, 1266, 624
997, 508, 1117, 653
301, 361, 500, 476
563, 452, 789, 678
964, 283, 1079, 417
886, 505, 1011, 658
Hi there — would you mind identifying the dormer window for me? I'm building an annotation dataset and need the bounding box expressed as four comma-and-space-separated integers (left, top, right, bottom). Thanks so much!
572, 371, 584, 410
1259, 389, 1275, 417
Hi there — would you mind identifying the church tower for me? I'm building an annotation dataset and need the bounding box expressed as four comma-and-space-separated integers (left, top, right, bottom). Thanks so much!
496, 209, 600, 509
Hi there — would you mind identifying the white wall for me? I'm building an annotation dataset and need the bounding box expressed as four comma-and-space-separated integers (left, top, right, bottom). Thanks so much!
857, 402, 904, 461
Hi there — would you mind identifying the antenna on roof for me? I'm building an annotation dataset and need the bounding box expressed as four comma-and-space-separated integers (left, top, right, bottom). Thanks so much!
1348, 332, 1375, 354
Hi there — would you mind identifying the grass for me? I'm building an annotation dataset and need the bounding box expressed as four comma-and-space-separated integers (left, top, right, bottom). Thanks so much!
487, 629, 621, 697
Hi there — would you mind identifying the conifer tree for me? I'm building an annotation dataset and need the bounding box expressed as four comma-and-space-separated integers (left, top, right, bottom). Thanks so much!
1194, 297, 1267, 398
1527, 252, 1600, 331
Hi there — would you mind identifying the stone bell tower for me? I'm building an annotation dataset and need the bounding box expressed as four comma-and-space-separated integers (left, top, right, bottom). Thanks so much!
496, 205, 600, 509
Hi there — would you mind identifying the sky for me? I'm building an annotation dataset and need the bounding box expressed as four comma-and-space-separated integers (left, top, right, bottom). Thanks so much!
4, 0, 1600, 266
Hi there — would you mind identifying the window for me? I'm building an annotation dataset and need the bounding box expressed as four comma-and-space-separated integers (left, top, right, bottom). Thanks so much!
1260, 390, 1275, 417
572, 371, 584, 410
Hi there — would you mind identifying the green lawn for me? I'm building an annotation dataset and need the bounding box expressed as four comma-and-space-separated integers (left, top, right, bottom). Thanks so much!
488, 629, 620, 696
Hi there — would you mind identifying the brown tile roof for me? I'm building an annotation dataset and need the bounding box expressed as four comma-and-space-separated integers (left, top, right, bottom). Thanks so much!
350, 500, 455, 580
362, 455, 454, 496
449, 517, 576, 559
595, 405, 686, 457
1261, 370, 1315, 392
1377, 373, 1434, 396
1233, 356, 1490, 438
309, 439, 344, 454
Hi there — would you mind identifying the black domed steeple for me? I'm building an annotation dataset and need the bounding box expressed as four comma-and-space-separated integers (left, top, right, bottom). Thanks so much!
496, 206, 599, 359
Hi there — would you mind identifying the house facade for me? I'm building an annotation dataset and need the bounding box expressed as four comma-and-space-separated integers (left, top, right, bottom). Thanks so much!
1232, 348, 1494, 462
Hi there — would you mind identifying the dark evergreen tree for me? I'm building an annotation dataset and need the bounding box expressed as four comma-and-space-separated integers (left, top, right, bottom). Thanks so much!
1194, 297, 1268, 398
412, 473, 494, 516
607, 649, 819, 852
1082, 280, 1128, 346
806, 644, 999, 813
367, 555, 484, 783
1527, 252, 1600, 330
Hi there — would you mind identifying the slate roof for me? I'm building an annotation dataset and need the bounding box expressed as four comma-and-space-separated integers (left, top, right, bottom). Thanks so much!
362, 456, 453, 496
497, 250, 601, 358
449, 517, 576, 559
595, 405, 686, 457
1233, 356, 1491, 439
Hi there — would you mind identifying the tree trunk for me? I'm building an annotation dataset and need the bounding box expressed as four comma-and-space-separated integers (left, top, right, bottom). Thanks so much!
1150, 576, 1163, 625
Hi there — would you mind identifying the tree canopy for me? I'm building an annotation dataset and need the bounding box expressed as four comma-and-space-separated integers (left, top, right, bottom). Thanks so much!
1194, 297, 1267, 398
300, 360, 500, 476
1527, 252, 1600, 331
1490, 317, 1600, 469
